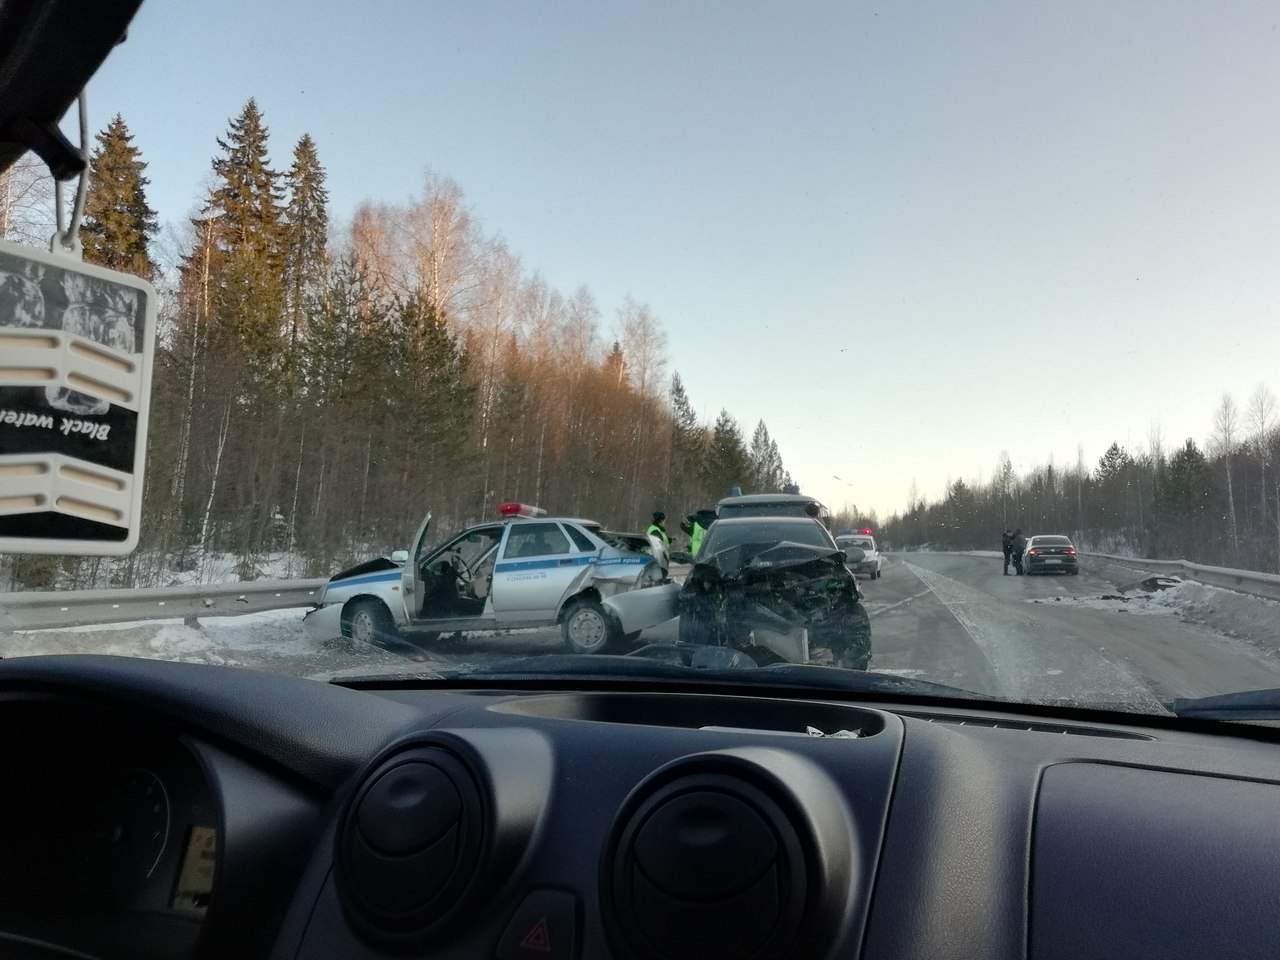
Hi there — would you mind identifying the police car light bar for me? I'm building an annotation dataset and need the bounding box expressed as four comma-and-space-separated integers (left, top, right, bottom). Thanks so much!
497, 502, 547, 518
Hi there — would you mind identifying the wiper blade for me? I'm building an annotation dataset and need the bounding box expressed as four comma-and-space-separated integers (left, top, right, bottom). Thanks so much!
1171, 688, 1280, 720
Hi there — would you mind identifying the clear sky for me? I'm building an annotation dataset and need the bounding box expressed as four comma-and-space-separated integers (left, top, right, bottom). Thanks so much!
81, 0, 1280, 518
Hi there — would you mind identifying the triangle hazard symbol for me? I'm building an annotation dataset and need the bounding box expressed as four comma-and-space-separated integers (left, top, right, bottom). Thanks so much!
520, 916, 552, 953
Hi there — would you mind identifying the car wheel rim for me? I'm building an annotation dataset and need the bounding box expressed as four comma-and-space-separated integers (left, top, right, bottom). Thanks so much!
569, 609, 607, 651
352, 612, 373, 642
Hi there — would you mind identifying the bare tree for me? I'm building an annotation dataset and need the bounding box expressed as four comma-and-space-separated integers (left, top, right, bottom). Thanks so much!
1250, 385, 1278, 569
0, 153, 57, 245
1212, 393, 1241, 561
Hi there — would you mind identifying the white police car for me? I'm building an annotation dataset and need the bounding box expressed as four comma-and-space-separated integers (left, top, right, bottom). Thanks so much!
304, 503, 679, 654
836, 530, 882, 579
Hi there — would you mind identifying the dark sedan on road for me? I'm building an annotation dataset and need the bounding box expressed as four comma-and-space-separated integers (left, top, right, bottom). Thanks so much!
1024, 535, 1079, 575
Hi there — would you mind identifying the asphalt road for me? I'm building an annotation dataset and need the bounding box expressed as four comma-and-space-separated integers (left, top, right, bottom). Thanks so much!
866, 553, 1280, 708
389, 552, 1280, 710
11, 553, 1280, 712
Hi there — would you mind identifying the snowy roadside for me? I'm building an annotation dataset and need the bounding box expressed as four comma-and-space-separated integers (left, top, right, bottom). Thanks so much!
1029, 575, 1280, 665
0, 607, 412, 676
0, 607, 571, 679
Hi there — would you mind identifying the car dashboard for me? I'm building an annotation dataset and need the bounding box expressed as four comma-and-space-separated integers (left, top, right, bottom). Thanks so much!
0, 655, 1278, 960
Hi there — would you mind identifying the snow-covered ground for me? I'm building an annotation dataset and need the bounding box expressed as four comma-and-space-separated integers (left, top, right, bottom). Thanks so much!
1028, 576, 1280, 661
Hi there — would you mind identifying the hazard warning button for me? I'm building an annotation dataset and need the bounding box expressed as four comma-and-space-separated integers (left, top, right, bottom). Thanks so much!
496, 888, 579, 960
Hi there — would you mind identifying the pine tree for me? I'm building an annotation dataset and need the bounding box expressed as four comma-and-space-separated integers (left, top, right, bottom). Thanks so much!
703, 410, 750, 496
80, 115, 158, 278
283, 134, 329, 351
201, 99, 287, 385
748, 420, 786, 491
207, 99, 284, 261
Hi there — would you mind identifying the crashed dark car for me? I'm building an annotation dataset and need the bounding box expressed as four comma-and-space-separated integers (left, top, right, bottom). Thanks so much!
677, 517, 872, 669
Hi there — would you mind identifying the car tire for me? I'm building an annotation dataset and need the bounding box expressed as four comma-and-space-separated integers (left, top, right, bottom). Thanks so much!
1071, 568, 1080, 576
345, 598, 397, 646
562, 600, 618, 654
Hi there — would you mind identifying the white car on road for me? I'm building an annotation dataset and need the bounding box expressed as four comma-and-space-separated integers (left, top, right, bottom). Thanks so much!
836, 532, 882, 579
305, 503, 679, 654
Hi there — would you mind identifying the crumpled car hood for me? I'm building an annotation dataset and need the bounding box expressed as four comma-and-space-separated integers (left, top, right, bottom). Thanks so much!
693, 540, 850, 581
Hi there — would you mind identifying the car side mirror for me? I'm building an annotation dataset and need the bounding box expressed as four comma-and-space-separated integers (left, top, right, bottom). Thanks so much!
390, 549, 409, 563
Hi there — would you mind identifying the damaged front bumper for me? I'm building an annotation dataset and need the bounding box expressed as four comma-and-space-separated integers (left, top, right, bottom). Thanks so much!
677, 543, 871, 668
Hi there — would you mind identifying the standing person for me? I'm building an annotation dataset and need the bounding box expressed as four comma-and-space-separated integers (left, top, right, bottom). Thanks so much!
646, 511, 672, 574
1001, 528, 1014, 575
688, 509, 717, 557
1011, 528, 1027, 576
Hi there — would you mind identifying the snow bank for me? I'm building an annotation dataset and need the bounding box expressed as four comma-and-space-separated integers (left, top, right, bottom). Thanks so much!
1028, 578, 1280, 661
1, 607, 315, 666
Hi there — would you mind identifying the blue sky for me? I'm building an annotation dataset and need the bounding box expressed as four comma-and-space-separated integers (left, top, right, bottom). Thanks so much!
82, 0, 1280, 518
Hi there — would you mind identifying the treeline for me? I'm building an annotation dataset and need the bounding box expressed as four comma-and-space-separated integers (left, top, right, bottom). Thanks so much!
5, 100, 793, 588
883, 391, 1280, 572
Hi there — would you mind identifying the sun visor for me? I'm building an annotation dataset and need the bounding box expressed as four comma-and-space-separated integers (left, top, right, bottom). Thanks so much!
0, 239, 156, 554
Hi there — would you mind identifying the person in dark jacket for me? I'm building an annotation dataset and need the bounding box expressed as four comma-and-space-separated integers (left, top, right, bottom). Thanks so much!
1011, 528, 1027, 575
1001, 529, 1014, 575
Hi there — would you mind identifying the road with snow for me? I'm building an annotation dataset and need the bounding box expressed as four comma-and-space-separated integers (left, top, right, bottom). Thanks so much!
6, 552, 1280, 711
867, 553, 1280, 708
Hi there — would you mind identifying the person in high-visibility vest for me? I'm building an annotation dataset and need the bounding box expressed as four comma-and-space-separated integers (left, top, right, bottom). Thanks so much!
646, 511, 672, 572
682, 509, 717, 557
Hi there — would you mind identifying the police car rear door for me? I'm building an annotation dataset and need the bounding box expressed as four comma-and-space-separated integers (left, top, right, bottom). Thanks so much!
491, 520, 589, 621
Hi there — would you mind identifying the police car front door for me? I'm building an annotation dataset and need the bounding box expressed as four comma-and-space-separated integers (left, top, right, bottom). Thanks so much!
491, 521, 588, 621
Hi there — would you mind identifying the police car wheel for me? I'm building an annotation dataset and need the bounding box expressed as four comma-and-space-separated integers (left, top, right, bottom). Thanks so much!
346, 599, 396, 646
563, 601, 616, 654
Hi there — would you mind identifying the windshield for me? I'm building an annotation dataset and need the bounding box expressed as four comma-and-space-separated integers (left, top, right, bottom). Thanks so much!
701, 521, 836, 555
840, 538, 875, 551
5, 2, 1280, 719
718, 503, 823, 519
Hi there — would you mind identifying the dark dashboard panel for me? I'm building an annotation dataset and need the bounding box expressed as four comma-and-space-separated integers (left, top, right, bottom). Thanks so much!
0, 697, 215, 960
1032, 762, 1280, 960
2, 657, 1280, 959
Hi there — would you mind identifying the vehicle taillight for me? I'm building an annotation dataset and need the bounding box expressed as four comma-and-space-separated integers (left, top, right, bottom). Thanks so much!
1029, 548, 1041, 555
497, 502, 548, 518
1065, 547, 1076, 554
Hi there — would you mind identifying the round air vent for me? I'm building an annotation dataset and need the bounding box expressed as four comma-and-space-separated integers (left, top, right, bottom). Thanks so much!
335, 744, 486, 944
603, 771, 809, 960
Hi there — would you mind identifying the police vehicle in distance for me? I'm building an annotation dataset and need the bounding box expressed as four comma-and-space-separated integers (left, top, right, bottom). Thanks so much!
305, 503, 679, 654
836, 529, 882, 579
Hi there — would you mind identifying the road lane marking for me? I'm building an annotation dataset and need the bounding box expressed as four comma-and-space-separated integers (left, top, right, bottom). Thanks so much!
867, 589, 933, 619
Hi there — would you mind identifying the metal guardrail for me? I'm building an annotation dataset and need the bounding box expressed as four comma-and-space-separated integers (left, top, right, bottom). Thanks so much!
0, 578, 328, 631
1083, 553, 1280, 603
